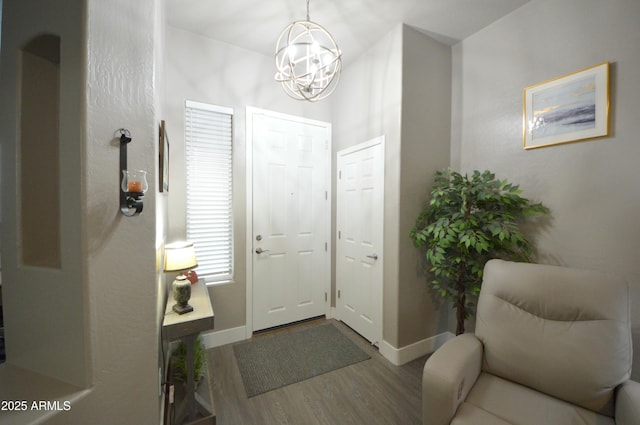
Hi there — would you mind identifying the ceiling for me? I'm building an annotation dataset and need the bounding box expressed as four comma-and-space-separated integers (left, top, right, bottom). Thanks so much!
165, 0, 530, 64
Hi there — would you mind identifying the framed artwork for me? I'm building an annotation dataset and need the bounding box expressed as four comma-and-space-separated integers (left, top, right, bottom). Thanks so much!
523, 62, 609, 150
159, 120, 169, 192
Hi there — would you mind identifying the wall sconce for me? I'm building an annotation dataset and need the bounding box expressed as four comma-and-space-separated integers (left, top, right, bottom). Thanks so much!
119, 128, 148, 216
121, 169, 148, 215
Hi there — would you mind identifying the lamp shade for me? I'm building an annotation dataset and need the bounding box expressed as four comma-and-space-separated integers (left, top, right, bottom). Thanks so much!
164, 241, 198, 272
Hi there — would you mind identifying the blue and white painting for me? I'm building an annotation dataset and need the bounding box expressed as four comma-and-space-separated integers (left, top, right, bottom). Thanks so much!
523, 62, 608, 149
531, 76, 596, 139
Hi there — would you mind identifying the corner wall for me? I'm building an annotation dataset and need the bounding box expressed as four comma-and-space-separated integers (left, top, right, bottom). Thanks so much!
453, 0, 640, 378
73, 0, 163, 422
1, 0, 164, 423
331, 25, 403, 348
398, 26, 451, 348
332, 24, 452, 352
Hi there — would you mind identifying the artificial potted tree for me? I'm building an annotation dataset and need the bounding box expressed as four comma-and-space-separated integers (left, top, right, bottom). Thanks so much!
410, 169, 548, 335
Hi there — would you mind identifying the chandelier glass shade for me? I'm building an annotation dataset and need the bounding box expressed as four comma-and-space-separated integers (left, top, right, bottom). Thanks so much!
275, 18, 342, 102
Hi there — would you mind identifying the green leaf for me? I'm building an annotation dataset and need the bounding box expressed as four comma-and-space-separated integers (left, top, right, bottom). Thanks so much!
410, 167, 549, 331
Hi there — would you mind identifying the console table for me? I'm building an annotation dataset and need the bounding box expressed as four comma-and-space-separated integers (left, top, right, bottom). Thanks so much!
162, 280, 215, 425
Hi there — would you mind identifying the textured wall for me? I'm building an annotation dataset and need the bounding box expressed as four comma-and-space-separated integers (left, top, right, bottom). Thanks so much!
0, 0, 162, 425
0, 0, 164, 423
453, 0, 640, 378
77, 0, 162, 422
0, 0, 87, 388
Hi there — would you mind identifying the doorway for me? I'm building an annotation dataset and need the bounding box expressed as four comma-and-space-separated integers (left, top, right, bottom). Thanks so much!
336, 136, 385, 345
246, 107, 331, 333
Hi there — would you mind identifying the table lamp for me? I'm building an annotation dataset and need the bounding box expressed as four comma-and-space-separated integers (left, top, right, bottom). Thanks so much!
164, 241, 198, 314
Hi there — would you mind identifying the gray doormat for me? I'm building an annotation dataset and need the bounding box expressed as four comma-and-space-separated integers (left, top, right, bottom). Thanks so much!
233, 323, 371, 397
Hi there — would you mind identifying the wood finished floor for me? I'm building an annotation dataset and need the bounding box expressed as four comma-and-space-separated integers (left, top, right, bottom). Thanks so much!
207, 318, 428, 425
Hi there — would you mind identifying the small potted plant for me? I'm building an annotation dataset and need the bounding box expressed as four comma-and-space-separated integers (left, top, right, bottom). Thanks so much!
171, 336, 207, 388
410, 169, 548, 335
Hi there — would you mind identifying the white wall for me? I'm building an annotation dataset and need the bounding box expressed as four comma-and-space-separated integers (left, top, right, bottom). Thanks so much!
72, 0, 164, 422
1, 0, 87, 389
0, 0, 165, 423
453, 0, 640, 378
397, 26, 451, 347
164, 26, 331, 332
332, 25, 404, 347
332, 24, 452, 350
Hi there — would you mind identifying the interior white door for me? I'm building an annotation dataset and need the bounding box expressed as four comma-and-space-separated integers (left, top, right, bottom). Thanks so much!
250, 109, 331, 332
336, 136, 384, 345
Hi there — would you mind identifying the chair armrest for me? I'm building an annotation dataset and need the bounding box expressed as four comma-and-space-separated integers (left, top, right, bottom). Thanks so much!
423, 333, 483, 425
616, 379, 640, 425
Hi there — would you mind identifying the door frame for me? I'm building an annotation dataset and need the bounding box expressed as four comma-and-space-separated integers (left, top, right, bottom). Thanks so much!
335, 135, 385, 345
245, 106, 332, 337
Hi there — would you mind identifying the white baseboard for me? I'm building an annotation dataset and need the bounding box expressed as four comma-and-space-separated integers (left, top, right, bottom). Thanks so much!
379, 331, 455, 366
200, 324, 454, 367
330, 306, 338, 320
201, 326, 247, 349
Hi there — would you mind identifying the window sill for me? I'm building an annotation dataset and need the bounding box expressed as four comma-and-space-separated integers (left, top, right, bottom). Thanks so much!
204, 278, 235, 287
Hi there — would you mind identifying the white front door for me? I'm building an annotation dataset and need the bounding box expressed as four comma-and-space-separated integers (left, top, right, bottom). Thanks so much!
336, 136, 384, 345
248, 108, 331, 332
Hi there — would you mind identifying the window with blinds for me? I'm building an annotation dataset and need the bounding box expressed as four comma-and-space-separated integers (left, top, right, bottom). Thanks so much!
185, 100, 234, 283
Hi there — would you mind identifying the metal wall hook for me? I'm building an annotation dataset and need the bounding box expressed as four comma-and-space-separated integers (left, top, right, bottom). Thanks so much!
118, 128, 132, 144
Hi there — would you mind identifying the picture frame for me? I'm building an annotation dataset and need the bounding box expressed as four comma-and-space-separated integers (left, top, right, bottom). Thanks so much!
159, 120, 169, 192
523, 62, 609, 150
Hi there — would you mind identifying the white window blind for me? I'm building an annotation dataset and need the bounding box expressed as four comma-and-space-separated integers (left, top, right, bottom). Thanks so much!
185, 100, 234, 283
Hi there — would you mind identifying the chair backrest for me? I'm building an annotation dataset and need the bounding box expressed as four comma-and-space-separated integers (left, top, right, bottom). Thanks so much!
475, 259, 632, 416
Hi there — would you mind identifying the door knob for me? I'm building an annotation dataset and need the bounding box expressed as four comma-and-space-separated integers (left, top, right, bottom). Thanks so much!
366, 254, 379, 260
255, 247, 270, 254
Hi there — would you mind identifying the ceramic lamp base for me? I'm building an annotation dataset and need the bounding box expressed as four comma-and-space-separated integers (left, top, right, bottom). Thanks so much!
172, 303, 194, 314
172, 274, 193, 315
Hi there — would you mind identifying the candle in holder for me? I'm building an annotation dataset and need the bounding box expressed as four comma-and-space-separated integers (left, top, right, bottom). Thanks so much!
128, 180, 143, 192
121, 170, 148, 194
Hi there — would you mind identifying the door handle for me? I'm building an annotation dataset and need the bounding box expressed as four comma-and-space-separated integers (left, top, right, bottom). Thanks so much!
366, 254, 378, 260
255, 247, 270, 254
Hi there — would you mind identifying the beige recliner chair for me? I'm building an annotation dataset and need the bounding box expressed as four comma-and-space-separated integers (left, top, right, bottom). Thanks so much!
423, 259, 640, 425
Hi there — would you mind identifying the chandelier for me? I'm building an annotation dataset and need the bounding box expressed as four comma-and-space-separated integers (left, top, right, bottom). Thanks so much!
274, 0, 342, 102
